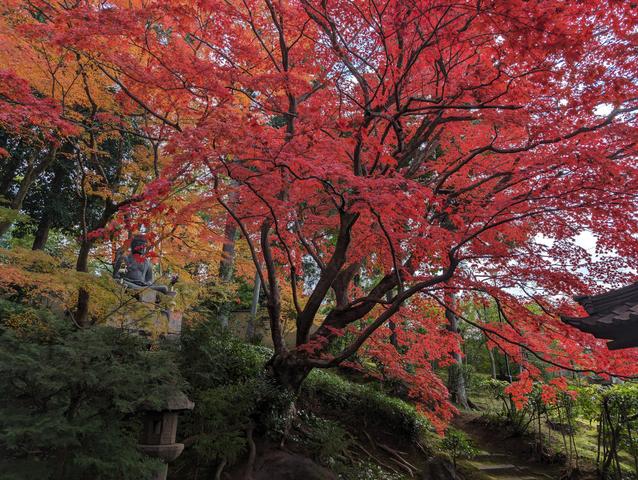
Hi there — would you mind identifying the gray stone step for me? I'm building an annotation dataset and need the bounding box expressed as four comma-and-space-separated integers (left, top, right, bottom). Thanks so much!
469, 450, 555, 479
487, 476, 547, 480
478, 464, 553, 480
474, 452, 509, 462
468, 461, 520, 475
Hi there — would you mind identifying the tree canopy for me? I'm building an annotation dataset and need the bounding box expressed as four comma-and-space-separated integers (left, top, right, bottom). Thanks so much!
1, 0, 638, 426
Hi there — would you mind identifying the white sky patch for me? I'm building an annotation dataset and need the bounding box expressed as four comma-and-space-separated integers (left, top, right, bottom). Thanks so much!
574, 230, 597, 255
594, 103, 614, 116
534, 231, 597, 255
534, 233, 554, 247
531, 231, 607, 287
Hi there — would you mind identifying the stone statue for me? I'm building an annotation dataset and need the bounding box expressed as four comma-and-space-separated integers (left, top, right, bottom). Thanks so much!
113, 235, 176, 296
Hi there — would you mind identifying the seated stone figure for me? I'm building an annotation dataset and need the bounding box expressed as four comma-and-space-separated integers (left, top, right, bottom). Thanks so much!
113, 235, 175, 296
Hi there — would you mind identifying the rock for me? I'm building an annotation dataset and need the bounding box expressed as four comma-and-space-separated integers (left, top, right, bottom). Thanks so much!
421, 456, 463, 480
547, 420, 574, 434
252, 450, 337, 480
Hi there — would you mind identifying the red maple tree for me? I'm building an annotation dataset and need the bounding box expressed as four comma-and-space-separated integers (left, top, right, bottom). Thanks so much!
4, 0, 638, 421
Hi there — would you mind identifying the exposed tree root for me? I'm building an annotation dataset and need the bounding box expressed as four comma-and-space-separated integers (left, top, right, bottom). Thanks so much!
415, 441, 429, 456
279, 401, 298, 448
378, 442, 417, 477
377, 444, 415, 477
214, 458, 227, 480
352, 441, 402, 475
243, 424, 256, 480
361, 429, 415, 477
467, 398, 480, 410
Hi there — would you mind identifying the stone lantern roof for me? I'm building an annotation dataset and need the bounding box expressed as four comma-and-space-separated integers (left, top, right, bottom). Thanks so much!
144, 389, 194, 412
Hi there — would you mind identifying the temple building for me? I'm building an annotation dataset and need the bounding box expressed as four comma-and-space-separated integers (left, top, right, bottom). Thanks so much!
562, 282, 638, 350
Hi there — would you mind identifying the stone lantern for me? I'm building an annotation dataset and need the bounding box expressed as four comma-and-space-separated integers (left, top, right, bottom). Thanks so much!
139, 390, 194, 480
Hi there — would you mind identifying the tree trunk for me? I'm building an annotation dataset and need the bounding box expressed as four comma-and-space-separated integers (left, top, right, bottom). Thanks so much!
268, 352, 313, 393
387, 291, 399, 348
487, 340, 497, 380
32, 159, 66, 250
445, 295, 470, 409
245, 271, 261, 341
76, 238, 92, 272
74, 239, 93, 327
0, 172, 31, 236
218, 209, 238, 328
504, 353, 513, 382
75, 288, 91, 328
447, 350, 469, 409
32, 213, 52, 250
72, 198, 118, 327
219, 215, 238, 281
266, 354, 314, 447
0, 151, 21, 198
0, 146, 57, 236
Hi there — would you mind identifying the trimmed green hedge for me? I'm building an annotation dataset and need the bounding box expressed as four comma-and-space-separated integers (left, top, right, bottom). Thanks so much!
301, 369, 431, 442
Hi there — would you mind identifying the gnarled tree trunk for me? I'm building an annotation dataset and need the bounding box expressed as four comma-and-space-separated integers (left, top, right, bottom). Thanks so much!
268, 352, 313, 393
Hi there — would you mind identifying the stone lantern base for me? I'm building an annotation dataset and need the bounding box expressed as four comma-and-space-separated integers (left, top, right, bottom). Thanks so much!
138, 443, 185, 462
139, 443, 184, 480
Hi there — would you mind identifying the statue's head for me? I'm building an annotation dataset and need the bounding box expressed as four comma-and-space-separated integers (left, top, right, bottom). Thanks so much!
131, 234, 148, 255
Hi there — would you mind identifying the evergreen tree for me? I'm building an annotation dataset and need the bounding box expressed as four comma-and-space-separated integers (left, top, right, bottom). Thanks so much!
0, 303, 182, 480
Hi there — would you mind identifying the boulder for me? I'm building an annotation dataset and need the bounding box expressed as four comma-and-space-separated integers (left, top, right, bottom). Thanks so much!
252, 450, 337, 480
420, 456, 463, 480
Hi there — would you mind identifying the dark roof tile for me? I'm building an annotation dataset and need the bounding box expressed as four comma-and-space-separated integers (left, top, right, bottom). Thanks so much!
562, 283, 638, 349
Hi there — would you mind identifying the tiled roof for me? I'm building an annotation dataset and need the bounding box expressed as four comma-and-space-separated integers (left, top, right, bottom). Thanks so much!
561, 283, 638, 350
573, 282, 638, 315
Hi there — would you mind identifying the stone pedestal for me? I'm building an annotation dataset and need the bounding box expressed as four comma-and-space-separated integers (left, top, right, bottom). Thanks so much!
139, 289, 159, 304
168, 310, 183, 336
119, 288, 183, 339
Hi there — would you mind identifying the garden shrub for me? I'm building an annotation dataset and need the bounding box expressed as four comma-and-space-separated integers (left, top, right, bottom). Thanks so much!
595, 383, 638, 479
189, 378, 280, 466
300, 412, 353, 464
178, 317, 271, 391
476, 377, 536, 434
441, 428, 478, 468
172, 320, 291, 477
301, 369, 431, 442
0, 309, 181, 480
